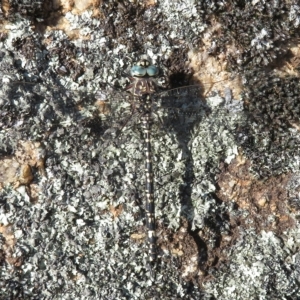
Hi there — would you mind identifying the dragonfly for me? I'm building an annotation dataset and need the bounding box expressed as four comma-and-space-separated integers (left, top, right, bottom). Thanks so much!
115, 59, 213, 264
0, 58, 240, 271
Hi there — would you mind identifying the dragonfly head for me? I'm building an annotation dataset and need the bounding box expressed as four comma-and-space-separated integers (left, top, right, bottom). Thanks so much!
131, 59, 159, 78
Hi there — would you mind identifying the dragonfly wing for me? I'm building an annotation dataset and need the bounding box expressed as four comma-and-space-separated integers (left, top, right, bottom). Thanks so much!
96, 90, 142, 148
153, 86, 211, 135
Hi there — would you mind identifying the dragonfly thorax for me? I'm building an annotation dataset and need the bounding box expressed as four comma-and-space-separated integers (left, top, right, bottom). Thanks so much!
134, 95, 153, 114
126, 76, 157, 97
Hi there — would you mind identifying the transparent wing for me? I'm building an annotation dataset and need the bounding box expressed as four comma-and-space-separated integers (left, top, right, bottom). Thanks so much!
152, 86, 211, 136
156, 85, 205, 110
0, 81, 244, 152
0, 80, 136, 134
155, 84, 246, 125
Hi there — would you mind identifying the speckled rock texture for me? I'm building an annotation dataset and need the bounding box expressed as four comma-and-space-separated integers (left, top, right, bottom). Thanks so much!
1, 1, 300, 299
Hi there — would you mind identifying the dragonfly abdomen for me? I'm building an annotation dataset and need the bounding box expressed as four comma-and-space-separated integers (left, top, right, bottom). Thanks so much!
142, 112, 156, 262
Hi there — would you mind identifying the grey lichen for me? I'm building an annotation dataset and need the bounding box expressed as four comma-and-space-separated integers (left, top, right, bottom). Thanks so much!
0, 0, 300, 299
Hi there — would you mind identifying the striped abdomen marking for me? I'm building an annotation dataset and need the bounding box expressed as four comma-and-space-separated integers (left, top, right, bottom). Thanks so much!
142, 112, 156, 262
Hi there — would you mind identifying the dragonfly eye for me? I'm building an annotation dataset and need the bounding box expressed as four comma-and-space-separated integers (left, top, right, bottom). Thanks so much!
131, 65, 147, 77
146, 65, 159, 77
